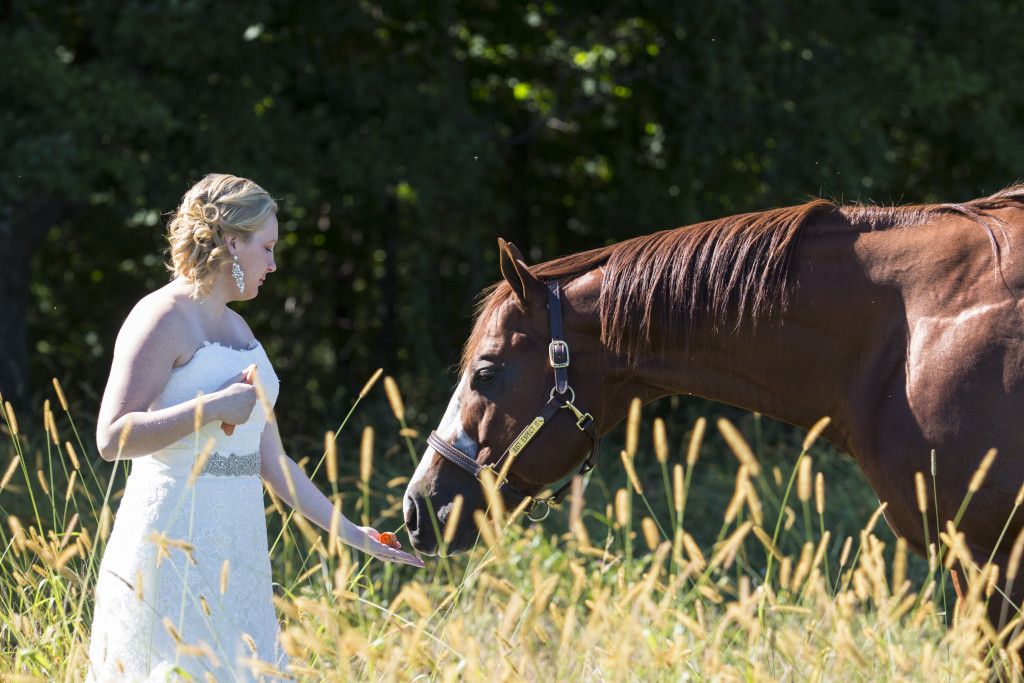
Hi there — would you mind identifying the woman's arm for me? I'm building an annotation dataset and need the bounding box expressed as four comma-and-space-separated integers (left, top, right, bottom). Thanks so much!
95, 296, 257, 461
258, 425, 424, 567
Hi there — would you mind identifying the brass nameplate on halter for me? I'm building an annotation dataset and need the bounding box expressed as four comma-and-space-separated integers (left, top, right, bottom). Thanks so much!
508, 417, 546, 458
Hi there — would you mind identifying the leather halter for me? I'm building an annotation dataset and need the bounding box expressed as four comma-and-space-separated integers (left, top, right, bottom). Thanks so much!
427, 279, 603, 522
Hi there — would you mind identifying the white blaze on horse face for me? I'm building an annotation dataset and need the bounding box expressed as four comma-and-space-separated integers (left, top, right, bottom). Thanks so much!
409, 373, 479, 492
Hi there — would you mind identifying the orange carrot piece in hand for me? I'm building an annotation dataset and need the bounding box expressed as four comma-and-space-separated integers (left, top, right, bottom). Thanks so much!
378, 532, 397, 547
221, 364, 257, 436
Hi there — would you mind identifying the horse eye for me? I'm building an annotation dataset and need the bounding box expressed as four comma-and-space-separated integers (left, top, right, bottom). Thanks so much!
473, 367, 498, 387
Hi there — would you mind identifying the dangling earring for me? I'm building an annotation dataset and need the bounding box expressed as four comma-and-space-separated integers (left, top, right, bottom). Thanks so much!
231, 256, 245, 293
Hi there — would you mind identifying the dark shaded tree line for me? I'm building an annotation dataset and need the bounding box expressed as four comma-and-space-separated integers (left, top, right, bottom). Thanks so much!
4, 0, 1024, 440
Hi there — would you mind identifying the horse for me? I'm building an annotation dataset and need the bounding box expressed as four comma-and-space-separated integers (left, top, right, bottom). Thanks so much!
402, 185, 1024, 624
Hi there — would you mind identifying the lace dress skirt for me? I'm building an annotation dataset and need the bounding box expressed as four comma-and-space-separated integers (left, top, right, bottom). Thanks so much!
87, 342, 287, 682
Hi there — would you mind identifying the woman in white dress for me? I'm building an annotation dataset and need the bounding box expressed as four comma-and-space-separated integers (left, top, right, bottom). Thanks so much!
86, 173, 424, 682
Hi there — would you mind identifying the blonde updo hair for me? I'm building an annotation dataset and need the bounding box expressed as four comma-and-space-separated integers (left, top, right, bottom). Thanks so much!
166, 173, 278, 296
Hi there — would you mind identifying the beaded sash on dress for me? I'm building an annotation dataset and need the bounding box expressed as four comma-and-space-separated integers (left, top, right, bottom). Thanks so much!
199, 451, 262, 477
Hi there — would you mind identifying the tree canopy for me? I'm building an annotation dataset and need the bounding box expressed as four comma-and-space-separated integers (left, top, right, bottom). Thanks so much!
5, 0, 1024, 440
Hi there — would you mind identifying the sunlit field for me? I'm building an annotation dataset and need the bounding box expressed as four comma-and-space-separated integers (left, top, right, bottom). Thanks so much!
2, 373, 1023, 681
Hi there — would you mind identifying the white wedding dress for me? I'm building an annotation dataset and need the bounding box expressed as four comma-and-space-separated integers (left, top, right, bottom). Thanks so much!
87, 342, 288, 682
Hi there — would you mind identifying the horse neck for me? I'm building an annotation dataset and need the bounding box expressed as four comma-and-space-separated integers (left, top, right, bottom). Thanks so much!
590, 221, 907, 451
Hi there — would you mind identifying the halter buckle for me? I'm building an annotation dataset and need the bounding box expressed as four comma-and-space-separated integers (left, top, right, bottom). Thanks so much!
549, 340, 570, 368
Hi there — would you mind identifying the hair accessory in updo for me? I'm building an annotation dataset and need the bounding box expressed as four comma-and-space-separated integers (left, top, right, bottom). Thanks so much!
195, 200, 221, 225
188, 200, 219, 246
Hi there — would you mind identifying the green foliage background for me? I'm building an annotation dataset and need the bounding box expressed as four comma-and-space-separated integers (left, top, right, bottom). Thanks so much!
6, 0, 1024, 453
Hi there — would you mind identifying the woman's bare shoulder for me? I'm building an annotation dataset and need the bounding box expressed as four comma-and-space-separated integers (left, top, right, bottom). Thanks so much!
116, 282, 204, 366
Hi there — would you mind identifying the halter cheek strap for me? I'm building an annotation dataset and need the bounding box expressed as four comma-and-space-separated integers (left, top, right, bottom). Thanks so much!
427, 279, 603, 521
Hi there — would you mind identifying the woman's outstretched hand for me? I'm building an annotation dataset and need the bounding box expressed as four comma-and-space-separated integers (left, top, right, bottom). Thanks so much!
358, 526, 425, 568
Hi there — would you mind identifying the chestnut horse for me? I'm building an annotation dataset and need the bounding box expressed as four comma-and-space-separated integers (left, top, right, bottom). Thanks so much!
403, 186, 1024, 620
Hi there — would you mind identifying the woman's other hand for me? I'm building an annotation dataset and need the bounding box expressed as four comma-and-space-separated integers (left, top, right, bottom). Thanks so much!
212, 365, 258, 426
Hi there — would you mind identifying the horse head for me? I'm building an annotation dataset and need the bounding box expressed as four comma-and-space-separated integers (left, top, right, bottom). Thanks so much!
403, 239, 606, 555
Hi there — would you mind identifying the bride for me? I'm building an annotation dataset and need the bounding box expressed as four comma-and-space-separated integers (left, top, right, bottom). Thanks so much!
86, 173, 423, 682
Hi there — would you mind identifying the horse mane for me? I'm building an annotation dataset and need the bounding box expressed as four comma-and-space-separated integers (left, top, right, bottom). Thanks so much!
462, 184, 1024, 369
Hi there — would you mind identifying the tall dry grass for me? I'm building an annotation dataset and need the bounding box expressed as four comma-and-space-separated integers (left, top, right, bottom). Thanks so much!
1, 378, 1022, 681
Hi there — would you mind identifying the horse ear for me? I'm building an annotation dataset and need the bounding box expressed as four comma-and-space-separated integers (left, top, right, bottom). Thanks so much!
498, 238, 545, 307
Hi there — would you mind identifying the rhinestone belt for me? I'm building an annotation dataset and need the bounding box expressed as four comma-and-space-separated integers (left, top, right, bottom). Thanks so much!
199, 451, 261, 477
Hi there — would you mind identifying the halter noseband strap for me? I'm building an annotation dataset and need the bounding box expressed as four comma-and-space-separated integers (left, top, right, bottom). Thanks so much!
427, 279, 602, 521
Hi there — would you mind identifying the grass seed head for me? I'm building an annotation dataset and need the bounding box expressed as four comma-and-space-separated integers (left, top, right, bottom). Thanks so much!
969, 448, 998, 493
359, 368, 383, 398
987, 563, 1000, 599
98, 505, 112, 541
1008, 526, 1024, 581
791, 542, 814, 594
384, 376, 405, 421
325, 431, 338, 483
44, 401, 59, 445
710, 520, 753, 570
802, 416, 831, 452
478, 466, 505, 526
815, 472, 825, 515
473, 509, 497, 549
35, 469, 50, 496
620, 450, 643, 495
797, 456, 812, 502
162, 618, 183, 644
500, 593, 526, 638
7, 515, 25, 555
118, 415, 133, 452
193, 392, 204, 433
839, 535, 853, 567
245, 371, 273, 428
686, 417, 706, 467
681, 532, 706, 571
752, 525, 784, 562
507, 496, 533, 525
568, 475, 584, 537
779, 556, 792, 591
61, 513, 79, 549
892, 537, 907, 590
360, 426, 374, 484
614, 487, 631, 528
654, 417, 669, 463
742, 478, 764, 526
915, 472, 928, 512
328, 501, 341, 558
64, 441, 81, 470
641, 517, 659, 551
865, 502, 888, 535
220, 559, 230, 594
717, 418, 760, 476
672, 464, 685, 516
625, 397, 642, 457
188, 439, 216, 486
265, 483, 284, 516
52, 378, 69, 411
65, 470, 77, 501
79, 526, 93, 553
443, 494, 464, 546
3, 402, 17, 437
723, 469, 747, 524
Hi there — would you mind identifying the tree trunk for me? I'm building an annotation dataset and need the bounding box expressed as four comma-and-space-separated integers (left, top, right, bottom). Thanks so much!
0, 199, 65, 408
